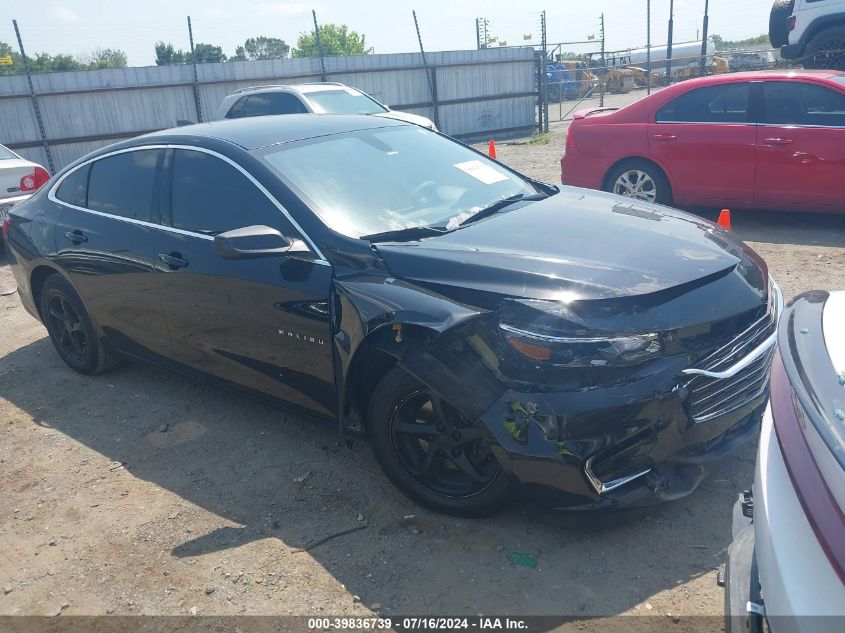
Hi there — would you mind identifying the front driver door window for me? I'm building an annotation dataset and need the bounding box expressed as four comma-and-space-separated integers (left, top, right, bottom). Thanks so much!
154, 148, 336, 416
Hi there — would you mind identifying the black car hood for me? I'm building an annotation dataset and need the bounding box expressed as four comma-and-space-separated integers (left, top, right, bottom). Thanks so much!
374, 189, 761, 304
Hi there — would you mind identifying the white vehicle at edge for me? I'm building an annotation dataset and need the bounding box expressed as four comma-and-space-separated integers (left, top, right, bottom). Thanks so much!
770, 0, 845, 69
0, 143, 49, 205
214, 82, 438, 130
1, 144, 50, 252
725, 290, 845, 633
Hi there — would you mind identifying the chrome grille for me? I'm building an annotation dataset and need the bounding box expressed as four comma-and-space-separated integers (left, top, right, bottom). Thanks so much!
686, 280, 781, 423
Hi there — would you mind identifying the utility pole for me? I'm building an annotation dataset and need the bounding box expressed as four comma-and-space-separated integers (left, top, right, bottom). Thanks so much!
700, 0, 710, 75
187, 16, 203, 123
13, 19, 54, 174
599, 13, 606, 107
666, 0, 674, 83
646, 0, 652, 95
413, 10, 440, 130
313, 10, 327, 82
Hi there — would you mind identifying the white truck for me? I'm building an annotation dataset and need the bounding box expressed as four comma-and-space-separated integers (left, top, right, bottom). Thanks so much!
770, 0, 845, 69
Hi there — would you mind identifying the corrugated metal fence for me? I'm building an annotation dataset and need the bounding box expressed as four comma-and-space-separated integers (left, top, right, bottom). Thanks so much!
0, 47, 538, 172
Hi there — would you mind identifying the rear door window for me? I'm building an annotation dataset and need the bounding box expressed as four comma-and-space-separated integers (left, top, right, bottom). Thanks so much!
762, 81, 845, 127
169, 149, 296, 236
86, 150, 162, 222
656, 83, 750, 123
55, 163, 91, 207
226, 92, 309, 118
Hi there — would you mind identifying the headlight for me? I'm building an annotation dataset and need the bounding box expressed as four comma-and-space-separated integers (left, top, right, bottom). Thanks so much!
499, 299, 662, 367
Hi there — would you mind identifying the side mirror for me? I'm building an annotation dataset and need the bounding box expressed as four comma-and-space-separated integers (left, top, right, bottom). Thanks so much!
214, 225, 292, 260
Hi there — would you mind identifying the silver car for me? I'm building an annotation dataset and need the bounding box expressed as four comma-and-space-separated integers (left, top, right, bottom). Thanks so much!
214, 82, 437, 130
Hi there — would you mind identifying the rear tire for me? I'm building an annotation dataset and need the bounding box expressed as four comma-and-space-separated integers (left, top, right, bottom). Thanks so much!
368, 366, 512, 517
605, 160, 672, 206
803, 26, 845, 70
40, 274, 119, 375
769, 0, 795, 48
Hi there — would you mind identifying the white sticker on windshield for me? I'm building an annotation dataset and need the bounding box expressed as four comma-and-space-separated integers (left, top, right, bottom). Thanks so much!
454, 160, 508, 185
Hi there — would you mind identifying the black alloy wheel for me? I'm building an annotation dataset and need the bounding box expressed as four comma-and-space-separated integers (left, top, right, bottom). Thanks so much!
390, 389, 499, 498
40, 274, 119, 374
46, 294, 88, 363
368, 367, 512, 516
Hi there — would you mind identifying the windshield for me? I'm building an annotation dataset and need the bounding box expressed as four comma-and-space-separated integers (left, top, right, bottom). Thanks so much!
259, 126, 536, 238
305, 89, 387, 115
0, 145, 18, 160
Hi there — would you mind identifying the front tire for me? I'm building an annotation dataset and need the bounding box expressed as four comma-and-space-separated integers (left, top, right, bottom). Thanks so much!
368, 367, 512, 517
605, 160, 672, 205
803, 26, 845, 70
41, 274, 119, 375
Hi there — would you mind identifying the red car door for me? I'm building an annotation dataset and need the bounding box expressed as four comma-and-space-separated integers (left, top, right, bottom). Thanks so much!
649, 82, 757, 204
755, 80, 845, 210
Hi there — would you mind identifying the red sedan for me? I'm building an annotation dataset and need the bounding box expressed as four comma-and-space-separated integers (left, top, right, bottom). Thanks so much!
561, 70, 845, 213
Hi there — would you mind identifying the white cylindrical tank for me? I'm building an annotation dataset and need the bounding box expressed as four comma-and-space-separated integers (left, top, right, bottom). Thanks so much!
627, 40, 715, 68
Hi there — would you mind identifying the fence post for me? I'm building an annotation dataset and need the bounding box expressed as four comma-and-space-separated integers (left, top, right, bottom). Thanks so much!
187, 16, 203, 123
666, 0, 674, 83
412, 10, 440, 130
540, 10, 548, 133
536, 50, 544, 133
700, 0, 710, 75
313, 10, 327, 82
599, 13, 606, 108
13, 19, 55, 174
647, 0, 652, 95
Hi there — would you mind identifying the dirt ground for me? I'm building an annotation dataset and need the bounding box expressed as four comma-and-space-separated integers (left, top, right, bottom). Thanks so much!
2, 89, 845, 625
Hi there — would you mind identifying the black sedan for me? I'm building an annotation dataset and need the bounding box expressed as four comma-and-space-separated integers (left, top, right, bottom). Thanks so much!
3, 115, 781, 516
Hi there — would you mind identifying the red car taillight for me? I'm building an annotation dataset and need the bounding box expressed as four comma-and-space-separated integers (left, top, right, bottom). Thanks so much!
771, 350, 845, 582
788, 16, 797, 31
20, 166, 50, 192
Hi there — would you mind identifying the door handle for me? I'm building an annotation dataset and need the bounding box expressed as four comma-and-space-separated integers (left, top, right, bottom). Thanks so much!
64, 230, 88, 244
158, 252, 189, 269
763, 137, 794, 145
652, 134, 677, 141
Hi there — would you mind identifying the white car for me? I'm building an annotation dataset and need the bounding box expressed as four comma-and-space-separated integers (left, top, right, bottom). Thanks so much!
214, 82, 437, 130
1, 143, 49, 205
725, 290, 845, 633
770, 0, 845, 69
1, 144, 50, 252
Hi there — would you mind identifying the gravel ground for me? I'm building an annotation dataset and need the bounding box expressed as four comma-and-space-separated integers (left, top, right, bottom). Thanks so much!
1, 89, 844, 625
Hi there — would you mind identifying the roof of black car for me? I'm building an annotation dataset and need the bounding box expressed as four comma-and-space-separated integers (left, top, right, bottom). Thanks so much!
143, 114, 409, 150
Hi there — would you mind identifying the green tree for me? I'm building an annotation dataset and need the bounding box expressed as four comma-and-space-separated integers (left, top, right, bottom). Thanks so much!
192, 43, 226, 63
231, 45, 248, 61
86, 48, 128, 69
243, 36, 289, 60
709, 33, 770, 51
292, 24, 371, 58
154, 41, 188, 65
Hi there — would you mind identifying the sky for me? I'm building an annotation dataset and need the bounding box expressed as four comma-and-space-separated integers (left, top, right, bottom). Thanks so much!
0, 0, 778, 66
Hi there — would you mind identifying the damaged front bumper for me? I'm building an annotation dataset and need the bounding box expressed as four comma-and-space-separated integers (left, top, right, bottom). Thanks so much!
477, 281, 782, 511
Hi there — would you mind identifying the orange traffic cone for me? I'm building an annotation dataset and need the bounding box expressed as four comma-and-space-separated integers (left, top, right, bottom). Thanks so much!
717, 209, 732, 230
488, 139, 497, 159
